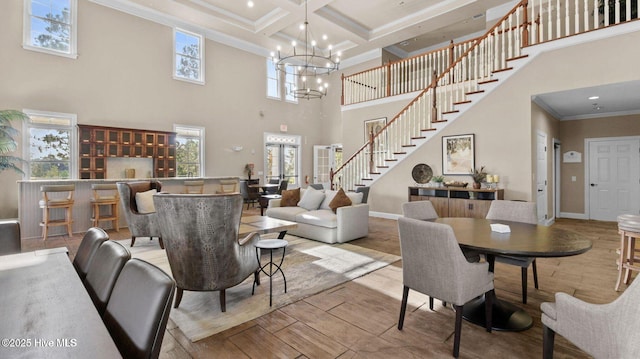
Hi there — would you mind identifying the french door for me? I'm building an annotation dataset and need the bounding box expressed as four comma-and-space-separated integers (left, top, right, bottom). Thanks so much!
264, 133, 300, 187
313, 144, 342, 189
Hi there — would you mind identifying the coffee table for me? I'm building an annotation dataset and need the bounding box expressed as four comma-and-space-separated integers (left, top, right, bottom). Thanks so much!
240, 215, 297, 239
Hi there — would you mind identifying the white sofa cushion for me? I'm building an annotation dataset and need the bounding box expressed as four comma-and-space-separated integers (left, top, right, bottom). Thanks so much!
295, 210, 338, 229
298, 187, 325, 210
320, 190, 337, 210
266, 206, 308, 222
346, 191, 364, 204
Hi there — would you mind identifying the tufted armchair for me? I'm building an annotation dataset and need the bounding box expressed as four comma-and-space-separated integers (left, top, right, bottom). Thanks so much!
117, 181, 164, 249
153, 193, 260, 312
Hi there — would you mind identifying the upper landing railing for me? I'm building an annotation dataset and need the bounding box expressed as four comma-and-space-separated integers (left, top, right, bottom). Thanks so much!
333, 0, 639, 191
341, 0, 639, 106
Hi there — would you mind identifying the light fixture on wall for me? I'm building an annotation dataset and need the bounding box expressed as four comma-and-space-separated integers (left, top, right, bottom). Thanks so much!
270, 0, 340, 100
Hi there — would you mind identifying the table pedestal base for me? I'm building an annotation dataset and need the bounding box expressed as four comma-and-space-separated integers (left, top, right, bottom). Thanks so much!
463, 294, 532, 332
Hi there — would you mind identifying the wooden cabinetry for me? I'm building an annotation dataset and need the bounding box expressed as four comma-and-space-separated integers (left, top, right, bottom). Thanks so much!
78, 125, 176, 179
408, 186, 503, 218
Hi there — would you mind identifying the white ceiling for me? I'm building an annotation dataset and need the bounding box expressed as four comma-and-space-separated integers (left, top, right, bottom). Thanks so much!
91, 0, 640, 120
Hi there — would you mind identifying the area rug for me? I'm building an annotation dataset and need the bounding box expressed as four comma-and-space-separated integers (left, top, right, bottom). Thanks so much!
118, 235, 400, 342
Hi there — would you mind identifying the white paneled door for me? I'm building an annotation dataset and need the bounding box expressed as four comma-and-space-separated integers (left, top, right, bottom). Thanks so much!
588, 137, 640, 221
536, 131, 547, 223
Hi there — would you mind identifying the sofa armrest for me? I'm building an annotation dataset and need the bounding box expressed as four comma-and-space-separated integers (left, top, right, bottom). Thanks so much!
335, 203, 369, 242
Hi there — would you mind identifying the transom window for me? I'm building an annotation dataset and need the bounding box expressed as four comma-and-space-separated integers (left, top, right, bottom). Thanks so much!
174, 29, 204, 84
174, 125, 205, 177
22, 109, 77, 179
23, 0, 78, 58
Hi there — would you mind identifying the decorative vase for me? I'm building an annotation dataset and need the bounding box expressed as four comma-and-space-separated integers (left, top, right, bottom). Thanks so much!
472, 182, 481, 189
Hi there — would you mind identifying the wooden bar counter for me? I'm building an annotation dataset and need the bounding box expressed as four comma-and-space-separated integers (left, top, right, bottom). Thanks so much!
18, 177, 238, 239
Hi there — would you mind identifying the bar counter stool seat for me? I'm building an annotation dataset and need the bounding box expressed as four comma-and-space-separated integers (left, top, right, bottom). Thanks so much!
39, 184, 75, 240
183, 180, 205, 194
615, 214, 640, 291
90, 184, 120, 231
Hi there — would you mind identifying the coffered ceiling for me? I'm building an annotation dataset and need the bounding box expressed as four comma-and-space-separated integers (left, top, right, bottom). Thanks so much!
91, 0, 516, 61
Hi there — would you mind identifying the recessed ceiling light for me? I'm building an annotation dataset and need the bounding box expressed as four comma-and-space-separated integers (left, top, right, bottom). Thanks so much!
588, 96, 599, 100
247, 1, 254, 8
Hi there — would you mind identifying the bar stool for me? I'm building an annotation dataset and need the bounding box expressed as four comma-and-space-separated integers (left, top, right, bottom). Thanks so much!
39, 184, 75, 240
183, 180, 204, 194
615, 214, 640, 291
217, 179, 238, 194
90, 184, 120, 231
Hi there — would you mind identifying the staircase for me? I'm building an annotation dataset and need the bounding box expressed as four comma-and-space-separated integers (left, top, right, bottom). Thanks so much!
333, 0, 639, 191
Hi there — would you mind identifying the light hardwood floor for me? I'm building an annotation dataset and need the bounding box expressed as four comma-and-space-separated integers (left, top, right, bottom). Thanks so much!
22, 209, 626, 358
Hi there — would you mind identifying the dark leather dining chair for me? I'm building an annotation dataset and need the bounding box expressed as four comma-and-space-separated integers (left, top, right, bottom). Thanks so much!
103, 258, 175, 359
84, 240, 131, 315
486, 200, 538, 303
277, 180, 288, 194
153, 193, 260, 312
397, 217, 494, 358
72, 227, 109, 280
240, 180, 259, 209
117, 181, 164, 249
0, 220, 21, 255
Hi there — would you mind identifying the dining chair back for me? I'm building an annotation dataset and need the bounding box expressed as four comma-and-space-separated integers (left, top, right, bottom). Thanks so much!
397, 217, 494, 357
486, 200, 538, 304
402, 200, 438, 220
277, 180, 288, 194
240, 180, 259, 209
73, 227, 109, 280
541, 271, 640, 359
0, 220, 21, 255
153, 193, 260, 312
103, 259, 175, 359
266, 178, 279, 194
84, 240, 131, 315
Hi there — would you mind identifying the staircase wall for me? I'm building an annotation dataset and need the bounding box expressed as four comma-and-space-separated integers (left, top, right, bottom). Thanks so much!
342, 26, 640, 216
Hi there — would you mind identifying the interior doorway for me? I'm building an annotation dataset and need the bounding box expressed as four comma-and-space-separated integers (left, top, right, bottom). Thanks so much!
313, 144, 342, 189
586, 136, 640, 221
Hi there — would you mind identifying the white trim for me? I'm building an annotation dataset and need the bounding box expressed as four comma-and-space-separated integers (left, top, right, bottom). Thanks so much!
341, 90, 421, 111
23, 0, 78, 59
553, 138, 561, 223
559, 212, 588, 220
173, 28, 205, 85
369, 211, 400, 220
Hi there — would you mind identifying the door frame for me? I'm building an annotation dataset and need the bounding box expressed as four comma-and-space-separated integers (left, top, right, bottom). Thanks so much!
536, 130, 548, 224
553, 138, 561, 223
584, 135, 640, 219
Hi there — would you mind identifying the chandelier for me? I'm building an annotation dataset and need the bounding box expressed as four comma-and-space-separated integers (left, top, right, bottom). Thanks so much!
270, 1, 340, 100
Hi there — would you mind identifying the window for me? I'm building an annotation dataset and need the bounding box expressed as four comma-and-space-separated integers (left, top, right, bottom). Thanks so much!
266, 58, 280, 99
266, 58, 298, 103
23, 0, 78, 58
22, 109, 76, 179
174, 125, 205, 177
284, 71, 297, 103
174, 28, 204, 84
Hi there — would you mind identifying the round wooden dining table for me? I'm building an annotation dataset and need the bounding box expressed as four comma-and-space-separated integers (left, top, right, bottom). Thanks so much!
434, 218, 592, 331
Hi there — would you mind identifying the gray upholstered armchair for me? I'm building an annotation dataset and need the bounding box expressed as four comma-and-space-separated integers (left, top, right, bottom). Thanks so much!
541, 276, 640, 358
486, 200, 538, 303
397, 217, 494, 358
117, 181, 164, 249
153, 193, 260, 312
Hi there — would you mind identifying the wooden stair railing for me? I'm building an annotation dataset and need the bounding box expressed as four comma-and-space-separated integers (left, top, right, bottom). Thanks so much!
333, 0, 638, 191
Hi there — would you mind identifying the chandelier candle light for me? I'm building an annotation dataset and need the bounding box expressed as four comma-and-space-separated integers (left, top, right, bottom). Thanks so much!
271, 0, 340, 100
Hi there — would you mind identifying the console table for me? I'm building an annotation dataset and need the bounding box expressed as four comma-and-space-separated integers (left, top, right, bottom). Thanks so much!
408, 186, 504, 218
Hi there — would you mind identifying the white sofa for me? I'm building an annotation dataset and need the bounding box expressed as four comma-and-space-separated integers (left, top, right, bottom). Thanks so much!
265, 188, 369, 244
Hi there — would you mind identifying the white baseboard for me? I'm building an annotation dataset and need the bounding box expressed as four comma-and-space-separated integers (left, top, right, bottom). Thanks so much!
559, 212, 588, 220
369, 211, 401, 220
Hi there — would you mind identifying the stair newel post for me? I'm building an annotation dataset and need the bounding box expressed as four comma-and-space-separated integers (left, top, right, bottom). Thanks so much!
368, 130, 375, 176
386, 62, 391, 98
329, 168, 334, 190
431, 70, 438, 123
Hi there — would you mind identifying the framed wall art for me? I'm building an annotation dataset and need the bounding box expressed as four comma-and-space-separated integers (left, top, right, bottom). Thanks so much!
442, 134, 475, 175
363, 117, 387, 142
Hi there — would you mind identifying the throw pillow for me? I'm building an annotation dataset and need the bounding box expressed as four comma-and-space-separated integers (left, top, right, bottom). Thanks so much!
346, 191, 364, 204
298, 187, 326, 211
280, 188, 301, 207
135, 189, 157, 214
320, 190, 337, 210
329, 188, 352, 213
